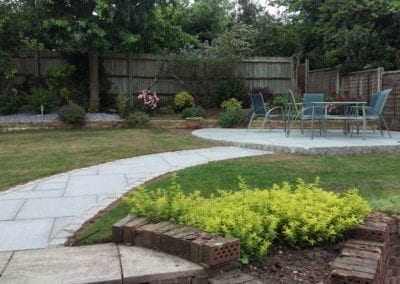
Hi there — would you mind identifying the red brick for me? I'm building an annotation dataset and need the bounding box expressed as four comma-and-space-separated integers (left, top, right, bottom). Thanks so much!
330, 267, 376, 284
111, 215, 136, 243
190, 238, 208, 264
202, 238, 240, 266
121, 216, 149, 244
341, 247, 381, 261
160, 226, 192, 258
332, 256, 378, 274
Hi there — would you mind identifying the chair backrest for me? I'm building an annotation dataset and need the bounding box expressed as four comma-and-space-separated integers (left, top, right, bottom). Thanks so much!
288, 89, 299, 115
249, 93, 266, 116
303, 93, 324, 116
371, 89, 392, 116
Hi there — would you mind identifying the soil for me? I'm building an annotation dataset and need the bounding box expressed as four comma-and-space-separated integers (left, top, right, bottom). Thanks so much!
242, 243, 344, 284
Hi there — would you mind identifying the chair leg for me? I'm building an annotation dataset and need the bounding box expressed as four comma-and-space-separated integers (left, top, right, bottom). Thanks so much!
247, 113, 255, 131
261, 116, 268, 130
380, 115, 392, 138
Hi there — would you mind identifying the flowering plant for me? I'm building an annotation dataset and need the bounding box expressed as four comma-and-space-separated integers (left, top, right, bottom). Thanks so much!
137, 89, 159, 110
325, 89, 365, 114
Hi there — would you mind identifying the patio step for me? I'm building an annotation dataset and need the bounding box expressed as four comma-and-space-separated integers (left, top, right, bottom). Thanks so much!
0, 244, 207, 283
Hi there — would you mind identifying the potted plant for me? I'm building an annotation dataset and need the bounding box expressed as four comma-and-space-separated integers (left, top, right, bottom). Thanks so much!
182, 106, 206, 129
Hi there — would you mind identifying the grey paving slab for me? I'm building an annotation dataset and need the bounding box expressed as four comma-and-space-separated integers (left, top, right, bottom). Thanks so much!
0, 189, 64, 201
0, 200, 25, 221
0, 219, 54, 251
119, 245, 205, 283
35, 182, 67, 191
0, 251, 12, 275
50, 217, 74, 238
0, 244, 121, 283
70, 168, 98, 176
64, 174, 127, 196
15, 195, 97, 219
160, 152, 210, 168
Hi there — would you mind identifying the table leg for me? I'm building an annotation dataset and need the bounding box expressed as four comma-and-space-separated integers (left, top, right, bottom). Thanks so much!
362, 104, 366, 140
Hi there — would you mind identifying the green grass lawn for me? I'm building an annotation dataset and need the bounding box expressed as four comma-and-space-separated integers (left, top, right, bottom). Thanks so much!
0, 128, 213, 191
75, 153, 400, 245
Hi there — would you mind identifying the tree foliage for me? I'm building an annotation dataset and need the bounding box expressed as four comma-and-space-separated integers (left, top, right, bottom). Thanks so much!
277, 0, 400, 71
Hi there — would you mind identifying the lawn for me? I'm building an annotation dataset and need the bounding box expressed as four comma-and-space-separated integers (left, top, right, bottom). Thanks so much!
74, 153, 400, 245
0, 128, 213, 191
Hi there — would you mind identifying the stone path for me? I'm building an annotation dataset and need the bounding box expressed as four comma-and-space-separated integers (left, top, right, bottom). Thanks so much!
0, 146, 268, 252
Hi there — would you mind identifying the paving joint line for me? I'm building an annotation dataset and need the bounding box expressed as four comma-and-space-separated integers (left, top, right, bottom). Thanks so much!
116, 244, 124, 284
61, 174, 71, 197
11, 199, 28, 221
0, 251, 14, 277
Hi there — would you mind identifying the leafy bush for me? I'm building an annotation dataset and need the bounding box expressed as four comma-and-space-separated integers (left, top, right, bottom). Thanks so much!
218, 109, 247, 128
220, 98, 242, 111
125, 177, 370, 263
174, 91, 194, 111
116, 93, 129, 116
28, 86, 58, 113
181, 106, 206, 119
215, 76, 248, 107
127, 112, 150, 128
157, 105, 175, 115
0, 88, 20, 114
58, 102, 86, 125
273, 93, 290, 106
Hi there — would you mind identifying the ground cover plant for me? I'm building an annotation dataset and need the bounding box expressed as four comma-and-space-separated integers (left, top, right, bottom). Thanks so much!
74, 153, 400, 246
125, 176, 370, 263
0, 128, 212, 191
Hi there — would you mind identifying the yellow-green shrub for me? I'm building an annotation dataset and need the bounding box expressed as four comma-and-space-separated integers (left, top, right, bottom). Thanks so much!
124, 176, 370, 263
174, 91, 194, 110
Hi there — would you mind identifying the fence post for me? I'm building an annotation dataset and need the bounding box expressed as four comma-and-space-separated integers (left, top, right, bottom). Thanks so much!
336, 69, 340, 94
305, 59, 309, 93
33, 51, 40, 77
377, 67, 384, 92
128, 53, 134, 105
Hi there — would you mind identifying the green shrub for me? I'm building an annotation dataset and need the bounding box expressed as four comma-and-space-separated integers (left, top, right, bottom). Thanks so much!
218, 109, 246, 128
157, 105, 175, 115
220, 98, 242, 111
116, 93, 129, 116
124, 177, 370, 263
0, 88, 20, 114
174, 91, 194, 111
58, 102, 86, 125
181, 106, 206, 119
28, 86, 58, 113
127, 112, 150, 128
273, 93, 289, 106
215, 76, 248, 107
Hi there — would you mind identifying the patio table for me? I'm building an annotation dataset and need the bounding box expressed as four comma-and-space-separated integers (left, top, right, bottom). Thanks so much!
311, 101, 367, 140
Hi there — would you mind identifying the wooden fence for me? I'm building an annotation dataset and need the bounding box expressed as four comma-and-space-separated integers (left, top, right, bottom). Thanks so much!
296, 61, 400, 130
13, 51, 294, 99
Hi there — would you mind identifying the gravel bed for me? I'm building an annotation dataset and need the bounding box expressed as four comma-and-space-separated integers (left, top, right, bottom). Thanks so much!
0, 112, 123, 123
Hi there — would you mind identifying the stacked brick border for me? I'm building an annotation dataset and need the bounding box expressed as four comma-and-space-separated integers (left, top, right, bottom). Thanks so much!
330, 212, 400, 283
112, 216, 240, 274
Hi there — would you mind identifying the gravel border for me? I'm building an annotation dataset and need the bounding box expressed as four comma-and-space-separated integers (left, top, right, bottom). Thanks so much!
0, 112, 123, 123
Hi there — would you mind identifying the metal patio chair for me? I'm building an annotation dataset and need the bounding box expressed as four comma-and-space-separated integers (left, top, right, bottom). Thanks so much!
286, 92, 324, 139
349, 89, 392, 138
248, 92, 284, 131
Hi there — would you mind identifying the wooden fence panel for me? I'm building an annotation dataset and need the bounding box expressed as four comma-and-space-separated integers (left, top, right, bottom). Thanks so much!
12, 52, 294, 98
307, 68, 338, 94
341, 69, 380, 99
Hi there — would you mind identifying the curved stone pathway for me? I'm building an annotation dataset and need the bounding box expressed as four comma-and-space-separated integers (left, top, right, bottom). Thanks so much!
0, 146, 269, 252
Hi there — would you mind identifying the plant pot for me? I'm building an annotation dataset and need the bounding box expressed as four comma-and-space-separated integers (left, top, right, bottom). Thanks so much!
185, 117, 202, 129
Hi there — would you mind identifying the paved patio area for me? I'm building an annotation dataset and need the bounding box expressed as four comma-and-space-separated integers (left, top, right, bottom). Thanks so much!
193, 128, 400, 155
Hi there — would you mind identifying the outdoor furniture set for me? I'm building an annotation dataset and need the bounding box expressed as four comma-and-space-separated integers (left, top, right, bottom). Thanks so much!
248, 89, 392, 139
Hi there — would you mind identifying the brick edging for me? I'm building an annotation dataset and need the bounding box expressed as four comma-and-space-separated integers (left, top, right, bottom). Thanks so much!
330, 212, 400, 283
112, 216, 240, 274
